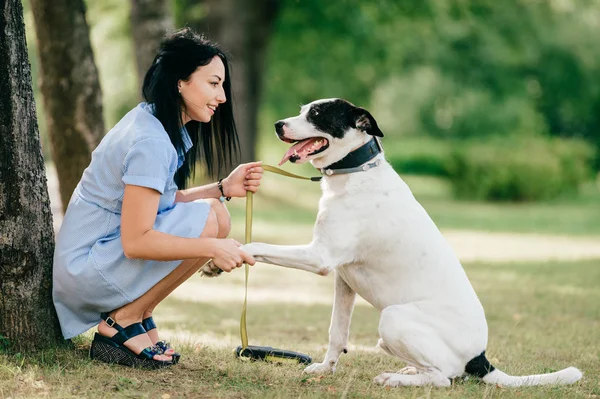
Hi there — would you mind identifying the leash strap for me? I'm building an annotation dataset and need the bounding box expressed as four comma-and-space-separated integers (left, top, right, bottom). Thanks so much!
239, 164, 320, 350
240, 190, 252, 349
262, 164, 322, 181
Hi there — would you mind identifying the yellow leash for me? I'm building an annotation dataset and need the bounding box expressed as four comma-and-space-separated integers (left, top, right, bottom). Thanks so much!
239, 165, 320, 351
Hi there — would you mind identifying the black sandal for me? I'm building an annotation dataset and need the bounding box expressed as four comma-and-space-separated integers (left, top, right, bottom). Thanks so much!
90, 313, 173, 369
142, 316, 181, 364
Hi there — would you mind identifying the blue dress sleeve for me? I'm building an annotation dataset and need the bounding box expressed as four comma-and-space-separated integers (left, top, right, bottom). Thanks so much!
121, 138, 178, 194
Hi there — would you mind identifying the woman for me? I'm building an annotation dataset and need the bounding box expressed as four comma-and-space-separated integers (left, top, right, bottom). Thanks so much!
53, 28, 262, 369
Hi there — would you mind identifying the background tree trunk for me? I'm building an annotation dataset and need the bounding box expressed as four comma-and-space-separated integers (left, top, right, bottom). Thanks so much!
188, 0, 280, 165
30, 0, 104, 212
0, 0, 63, 352
130, 0, 173, 96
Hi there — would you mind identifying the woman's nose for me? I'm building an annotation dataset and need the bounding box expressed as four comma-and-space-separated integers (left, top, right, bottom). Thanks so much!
216, 87, 226, 103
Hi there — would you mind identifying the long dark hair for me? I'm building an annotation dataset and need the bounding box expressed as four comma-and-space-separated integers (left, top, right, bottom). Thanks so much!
142, 28, 239, 189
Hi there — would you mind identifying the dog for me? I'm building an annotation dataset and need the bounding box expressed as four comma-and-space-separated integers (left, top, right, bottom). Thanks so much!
203, 98, 583, 387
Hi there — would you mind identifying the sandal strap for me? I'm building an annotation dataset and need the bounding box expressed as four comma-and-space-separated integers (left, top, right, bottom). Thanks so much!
100, 313, 147, 346
141, 316, 157, 331
138, 344, 166, 359
101, 312, 123, 332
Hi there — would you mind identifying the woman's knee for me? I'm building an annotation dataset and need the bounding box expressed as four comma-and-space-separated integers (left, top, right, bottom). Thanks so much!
205, 198, 231, 238
201, 208, 219, 238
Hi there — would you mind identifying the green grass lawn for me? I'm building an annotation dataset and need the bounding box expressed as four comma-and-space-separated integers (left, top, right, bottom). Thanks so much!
1, 260, 598, 398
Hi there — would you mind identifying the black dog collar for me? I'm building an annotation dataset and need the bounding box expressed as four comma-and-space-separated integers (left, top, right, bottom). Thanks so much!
320, 138, 383, 176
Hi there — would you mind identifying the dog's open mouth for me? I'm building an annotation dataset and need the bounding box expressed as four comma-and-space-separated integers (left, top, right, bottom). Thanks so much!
278, 137, 330, 166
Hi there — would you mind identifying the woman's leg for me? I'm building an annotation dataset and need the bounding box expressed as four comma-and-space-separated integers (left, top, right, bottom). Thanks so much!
143, 199, 231, 345
145, 199, 230, 314
98, 206, 221, 360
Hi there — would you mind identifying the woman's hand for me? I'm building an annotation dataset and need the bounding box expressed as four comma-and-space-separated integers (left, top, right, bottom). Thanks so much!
210, 238, 256, 273
222, 161, 263, 198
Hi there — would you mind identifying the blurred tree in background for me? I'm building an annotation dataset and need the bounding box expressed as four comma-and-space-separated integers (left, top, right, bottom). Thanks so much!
30, 0, 104, 212
130, 0, 173, 95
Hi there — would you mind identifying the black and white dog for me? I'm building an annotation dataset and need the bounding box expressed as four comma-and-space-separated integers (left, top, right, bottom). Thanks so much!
205, 98, 583, 387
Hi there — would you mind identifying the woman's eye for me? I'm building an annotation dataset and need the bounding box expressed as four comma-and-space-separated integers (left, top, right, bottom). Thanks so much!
210, 82, 219, 87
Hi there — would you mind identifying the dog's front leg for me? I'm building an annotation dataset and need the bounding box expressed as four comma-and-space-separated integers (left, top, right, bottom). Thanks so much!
304, 272, 356, 374
241, 242, 343, 276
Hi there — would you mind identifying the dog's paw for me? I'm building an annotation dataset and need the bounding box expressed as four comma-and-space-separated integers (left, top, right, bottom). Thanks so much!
304, 361, 335, 375
374, 372, 400, 387
198, 260, 222, 278
240, 243, 258, 256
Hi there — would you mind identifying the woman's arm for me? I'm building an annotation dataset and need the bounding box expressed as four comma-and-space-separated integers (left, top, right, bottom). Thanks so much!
174, 181, 222, 203
174, 161, 264, 203
121, 184, 216, 260
120, 185, 254, 271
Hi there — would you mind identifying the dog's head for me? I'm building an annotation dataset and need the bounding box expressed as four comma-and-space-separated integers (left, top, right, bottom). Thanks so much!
275, 98, 383, 168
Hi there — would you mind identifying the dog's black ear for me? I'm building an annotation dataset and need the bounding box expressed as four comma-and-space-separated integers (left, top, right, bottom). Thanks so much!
351, 107, 384, 137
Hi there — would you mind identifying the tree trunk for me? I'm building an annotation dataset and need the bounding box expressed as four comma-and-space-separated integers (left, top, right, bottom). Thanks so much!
130, 0, 173, 96
0, 0, 64, 352
192, 0, 280, 165
29, 0, 104, 213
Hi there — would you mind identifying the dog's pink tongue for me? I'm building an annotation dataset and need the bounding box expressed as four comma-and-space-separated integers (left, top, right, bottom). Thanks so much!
278, 151, 293, 166
278, 139, 311, 166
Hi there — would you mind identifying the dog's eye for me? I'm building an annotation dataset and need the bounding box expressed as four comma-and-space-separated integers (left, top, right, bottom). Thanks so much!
310, 108, 319, 117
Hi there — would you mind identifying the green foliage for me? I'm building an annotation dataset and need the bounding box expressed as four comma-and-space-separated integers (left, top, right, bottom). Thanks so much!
389, 153, 450, 177
446, 136, 595, 202
262, 0, 600, 167
263, 0, 387, 116
86, 0, 138, 128
171, 0, 206, 30
374, 136, 451, 176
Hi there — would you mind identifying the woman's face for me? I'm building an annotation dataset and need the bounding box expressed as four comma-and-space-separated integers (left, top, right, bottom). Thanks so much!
179, 56, 227, 124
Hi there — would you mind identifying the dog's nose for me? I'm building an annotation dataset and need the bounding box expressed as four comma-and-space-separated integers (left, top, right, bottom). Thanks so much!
274, 120, 285, 136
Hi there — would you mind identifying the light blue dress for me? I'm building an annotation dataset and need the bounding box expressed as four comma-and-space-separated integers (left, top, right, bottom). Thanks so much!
53, 103, 210, 339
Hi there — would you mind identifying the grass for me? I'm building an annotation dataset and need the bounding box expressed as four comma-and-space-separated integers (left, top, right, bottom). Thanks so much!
1, 260, 598, 398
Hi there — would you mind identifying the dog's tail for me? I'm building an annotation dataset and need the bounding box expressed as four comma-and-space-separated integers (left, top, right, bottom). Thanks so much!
466, 351, 582, 387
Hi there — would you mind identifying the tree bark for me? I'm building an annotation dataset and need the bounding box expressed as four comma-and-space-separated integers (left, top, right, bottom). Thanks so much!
0, 0, 64, 352
29, 0, 104, 212
130, 0, 173, 96
192, 0, 280, 165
